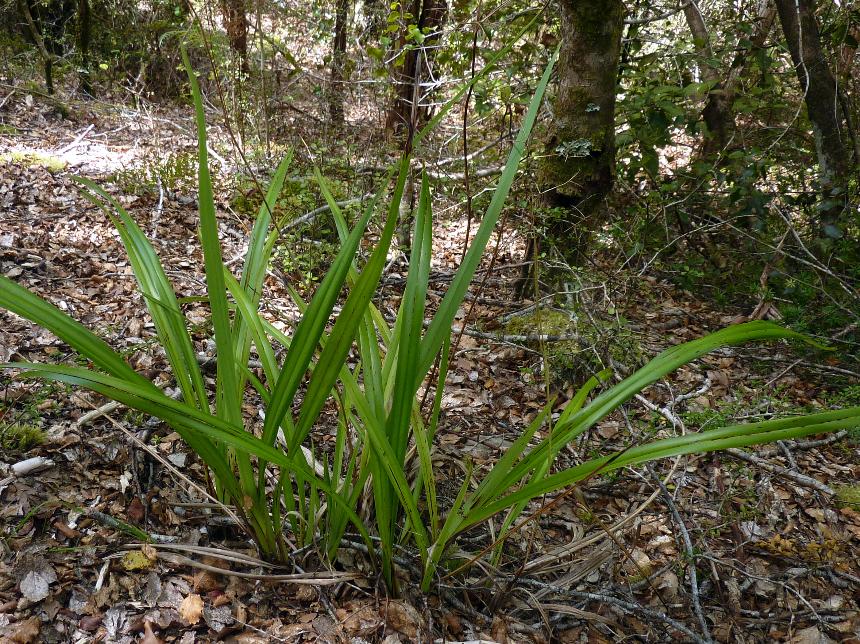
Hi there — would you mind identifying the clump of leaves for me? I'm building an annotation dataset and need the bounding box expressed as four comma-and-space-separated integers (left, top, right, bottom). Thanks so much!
0, 422, 45, 451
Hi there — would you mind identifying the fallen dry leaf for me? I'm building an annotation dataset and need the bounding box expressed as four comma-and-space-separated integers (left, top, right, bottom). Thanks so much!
179, 593, 204, 625
141, 620, 164, 644
6, 616, 41, 643
17, 558, 57, 603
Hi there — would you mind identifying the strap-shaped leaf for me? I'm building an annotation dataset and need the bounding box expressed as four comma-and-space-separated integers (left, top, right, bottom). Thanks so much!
418, 49, 558, 379
464, 407, 860, 528
289, 160, 409, 451
261, 168, 395, 451
497, 321, 824, 492
182, 48, 241, 428
234, 152, 293, 393
5, 361, 374, 549
75, 177, 208, 411
0, 275, 152, 389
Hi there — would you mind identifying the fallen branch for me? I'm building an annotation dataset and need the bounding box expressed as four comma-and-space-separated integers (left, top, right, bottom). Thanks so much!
281, 195, 367, 232
56, 124, 94, 155
649, 466, 713, 643
425, 165, 505, 181
517, 579, 710, 644
11, 455, 54, 476
724, 448, 834, 495
453, 325, 582, 343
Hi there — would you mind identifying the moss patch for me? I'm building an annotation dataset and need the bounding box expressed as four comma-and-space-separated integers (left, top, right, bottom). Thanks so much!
0, 423, 46, 452
504, 306, 643, 384
834, 485, 860, 509
1, 151, 67, 172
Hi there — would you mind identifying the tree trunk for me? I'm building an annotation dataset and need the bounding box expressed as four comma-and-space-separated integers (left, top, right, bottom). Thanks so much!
684, 1, 734, 156
539, 0, 625, 256
837, 23, 860, 163
723, 0, 777, 98
362, 0, 385, 42
686, 0, 776, 163
18, 0, 56, 94
77, 0, 92, 95
220, 0, 248, 71
329, 0, 349, 125
385, 0, 448, 145
775, 0, 852, 232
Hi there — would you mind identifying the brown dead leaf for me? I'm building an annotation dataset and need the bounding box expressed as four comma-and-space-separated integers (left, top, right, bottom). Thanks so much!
127, 497, 146, 524
3, 617, 41, 643
597, 421, 619, 439
179, 593, 204, 625
78, 614, 103, 632
192, 569, 222, 594
442, 611, 462, 635
787, 625, 836, 644
381, 600, 421, 640
491, 615, 509, 643
141, 620, 164, 644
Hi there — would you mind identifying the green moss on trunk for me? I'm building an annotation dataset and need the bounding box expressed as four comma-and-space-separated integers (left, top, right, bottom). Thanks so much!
539, 0, 625, 257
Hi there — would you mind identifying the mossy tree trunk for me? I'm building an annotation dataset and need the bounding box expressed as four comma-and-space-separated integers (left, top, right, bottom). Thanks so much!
684, 1, 734, 157
775, 0, 852, 235
539, 0, 625, 258
687, 0, 776, 163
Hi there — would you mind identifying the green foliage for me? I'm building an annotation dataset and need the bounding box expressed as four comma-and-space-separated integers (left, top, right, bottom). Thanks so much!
834, 485, 860, 509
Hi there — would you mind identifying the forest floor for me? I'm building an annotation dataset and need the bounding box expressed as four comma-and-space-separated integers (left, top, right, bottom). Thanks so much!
1, 88, 859, 644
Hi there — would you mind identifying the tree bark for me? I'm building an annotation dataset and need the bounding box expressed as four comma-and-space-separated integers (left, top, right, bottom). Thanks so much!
775, 0, 852, 231
220, 0, 248, 71
539, 0, 625, 255
837, 23, 859, 163
385, 0, 448, 145
684, 1, 734, 156
77, 0, 92, 95
18, 0, 56, 94
723, 0, 777, 97
362, 0, 385, 42
329, 0, 349, 125
686, 0, 776, 162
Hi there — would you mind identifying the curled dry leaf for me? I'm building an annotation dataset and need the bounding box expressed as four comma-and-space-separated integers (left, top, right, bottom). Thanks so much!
6, 616, 41, 643
179, 593, 204, 625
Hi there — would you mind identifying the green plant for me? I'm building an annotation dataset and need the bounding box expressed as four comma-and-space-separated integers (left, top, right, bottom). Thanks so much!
1, 46, 859, 596
111, 150, 197, 195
